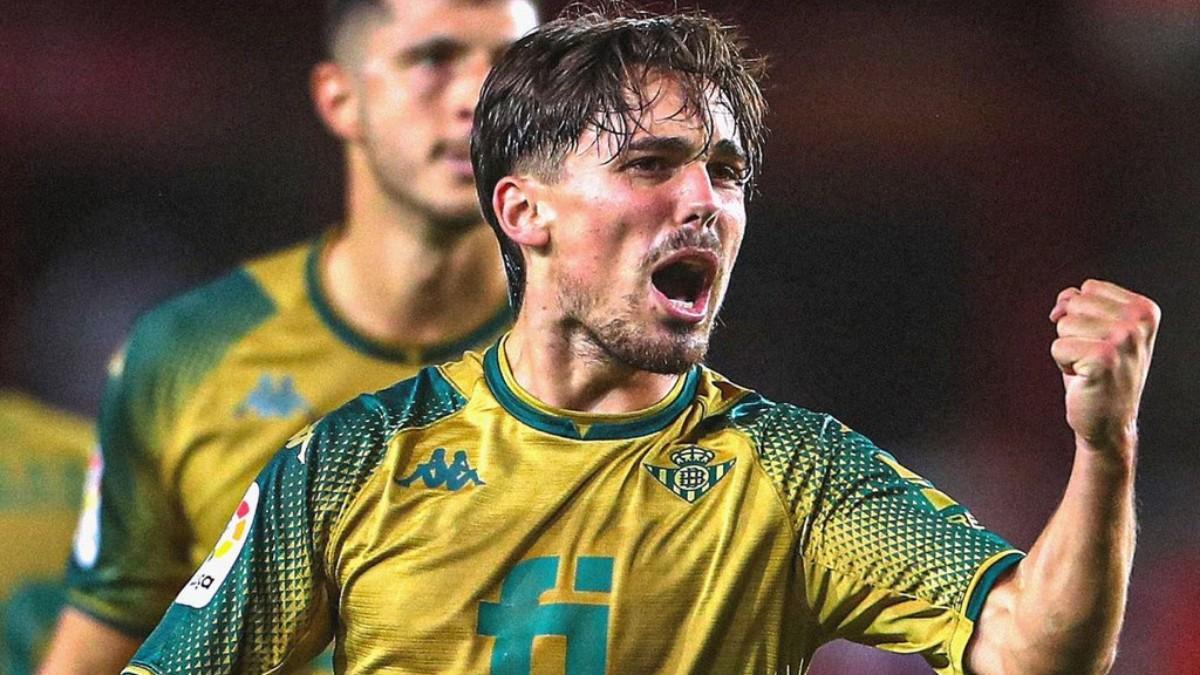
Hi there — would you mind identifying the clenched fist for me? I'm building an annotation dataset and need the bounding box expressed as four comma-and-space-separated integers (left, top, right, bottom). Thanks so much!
1049, 279, 1160, 459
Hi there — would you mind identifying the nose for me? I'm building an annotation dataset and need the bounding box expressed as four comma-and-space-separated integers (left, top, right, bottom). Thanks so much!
448, 52, 492, 126
676, 162, 720, 229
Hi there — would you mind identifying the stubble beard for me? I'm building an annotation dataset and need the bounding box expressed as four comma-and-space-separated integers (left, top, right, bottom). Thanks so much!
361, 135, 482, 239
559, 275, 711, 375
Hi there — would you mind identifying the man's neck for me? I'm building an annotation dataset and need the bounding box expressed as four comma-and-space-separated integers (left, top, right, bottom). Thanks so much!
503, 314, 682, 415
321, 211, 508, 350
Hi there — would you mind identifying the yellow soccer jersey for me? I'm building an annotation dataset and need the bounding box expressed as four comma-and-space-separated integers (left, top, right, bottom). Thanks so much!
0, 390, 93, 674
123, 338, 1022, 675
66, 237, 511, 636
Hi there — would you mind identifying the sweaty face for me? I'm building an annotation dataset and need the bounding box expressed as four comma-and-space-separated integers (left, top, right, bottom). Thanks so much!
540, 75, 749, 374
353, 0, 538, 226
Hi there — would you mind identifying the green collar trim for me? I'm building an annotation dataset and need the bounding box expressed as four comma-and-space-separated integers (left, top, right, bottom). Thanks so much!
482, 340, 699, 441
305, 237, 512, 365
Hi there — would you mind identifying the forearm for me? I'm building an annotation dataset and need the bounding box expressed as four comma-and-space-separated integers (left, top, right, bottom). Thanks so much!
38, 607, 142, 675
971, 437, 1136, 674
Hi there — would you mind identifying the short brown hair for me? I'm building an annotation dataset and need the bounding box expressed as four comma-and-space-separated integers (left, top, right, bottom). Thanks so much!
471, 5, 768, 312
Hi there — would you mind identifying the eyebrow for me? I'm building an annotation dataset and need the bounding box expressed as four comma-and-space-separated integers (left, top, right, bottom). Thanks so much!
398, 36, 465, 62
622, 136, 748, 164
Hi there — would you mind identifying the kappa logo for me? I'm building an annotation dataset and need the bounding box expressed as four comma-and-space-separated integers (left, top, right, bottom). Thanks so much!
236, 373, 312, 419
645, 446, 735, 504
397, 448, 485, 490
175, 482, 259, 608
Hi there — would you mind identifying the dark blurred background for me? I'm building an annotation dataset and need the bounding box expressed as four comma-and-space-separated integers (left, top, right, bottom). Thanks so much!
2, 0, 1196, 671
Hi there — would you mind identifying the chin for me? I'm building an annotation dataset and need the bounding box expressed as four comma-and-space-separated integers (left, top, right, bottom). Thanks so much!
591, 318, 710, 375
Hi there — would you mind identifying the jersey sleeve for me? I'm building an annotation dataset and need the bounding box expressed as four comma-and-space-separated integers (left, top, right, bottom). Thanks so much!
121, 421, 335, 674
64, 332, 196, 635
119, 371, 444, 675
795, 415, 1022, 673
65, 270, 278, 634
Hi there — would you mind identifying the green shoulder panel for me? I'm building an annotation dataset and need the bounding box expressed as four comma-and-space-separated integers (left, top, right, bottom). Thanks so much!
728, 397, 1016, 615
65, 268, 276, 633
126, 366, 466, 674
109, 265, 274, 458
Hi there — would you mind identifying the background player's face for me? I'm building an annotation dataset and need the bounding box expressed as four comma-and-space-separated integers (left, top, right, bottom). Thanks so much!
350, 0, 537, 226
537, 74, 748, 374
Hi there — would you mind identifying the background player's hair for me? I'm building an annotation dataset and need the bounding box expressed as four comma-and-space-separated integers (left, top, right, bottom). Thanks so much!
472, 4, 768, 312
323, 0, 544, 62
323, 0, 386, 61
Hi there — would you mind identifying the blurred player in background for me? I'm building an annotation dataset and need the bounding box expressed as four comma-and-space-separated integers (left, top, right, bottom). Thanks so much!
0, 392, 91, 674
119, 6, 1159, 674
38, 0, 539, 672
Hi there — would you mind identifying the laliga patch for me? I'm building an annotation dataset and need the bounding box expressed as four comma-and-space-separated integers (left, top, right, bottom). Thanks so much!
72, 447, 104, 569
176, 482, 260, 608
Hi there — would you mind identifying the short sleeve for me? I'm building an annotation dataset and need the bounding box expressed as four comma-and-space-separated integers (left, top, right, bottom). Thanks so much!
123, 425, 334, 674
64, 338, 195, 635
797, 419, 1022, 674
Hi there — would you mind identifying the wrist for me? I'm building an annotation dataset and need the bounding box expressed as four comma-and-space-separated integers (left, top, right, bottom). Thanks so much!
1074, 429, 1138, 476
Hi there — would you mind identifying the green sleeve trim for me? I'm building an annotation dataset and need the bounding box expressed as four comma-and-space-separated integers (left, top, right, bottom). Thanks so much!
964, 550, 1023, 622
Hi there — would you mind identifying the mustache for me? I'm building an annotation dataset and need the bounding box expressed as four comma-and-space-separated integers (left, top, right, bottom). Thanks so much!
431, 139, 471, 160
644, 226, 722, 268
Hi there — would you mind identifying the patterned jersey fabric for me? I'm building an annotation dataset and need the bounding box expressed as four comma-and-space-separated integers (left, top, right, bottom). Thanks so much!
123, 337, 1021, 674
66, 237, 511, 636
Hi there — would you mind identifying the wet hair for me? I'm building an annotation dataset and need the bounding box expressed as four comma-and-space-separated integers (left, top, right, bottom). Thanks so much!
471, 4, 768, 312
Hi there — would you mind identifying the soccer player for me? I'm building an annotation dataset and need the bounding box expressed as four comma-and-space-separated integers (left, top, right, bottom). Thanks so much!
0, 391, 92, 675
121, 7, 1159, 674
39, 1, 539, 672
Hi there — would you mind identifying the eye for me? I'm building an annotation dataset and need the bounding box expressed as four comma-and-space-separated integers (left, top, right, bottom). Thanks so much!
625, 156, 674, 175
405, 41, 462, 69
708, 161, 748, 186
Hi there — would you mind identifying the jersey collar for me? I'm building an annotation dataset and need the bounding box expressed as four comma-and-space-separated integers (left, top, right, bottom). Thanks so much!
482, 336, 700, 441
306, 235, 512, 364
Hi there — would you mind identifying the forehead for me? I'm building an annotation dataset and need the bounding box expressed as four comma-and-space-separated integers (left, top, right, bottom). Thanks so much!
370, 0, 538, 51
578, 73, 740, 161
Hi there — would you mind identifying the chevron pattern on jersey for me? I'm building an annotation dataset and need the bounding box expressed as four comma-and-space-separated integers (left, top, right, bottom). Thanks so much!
130, 367, 466, 673
732, 400, 1012, 613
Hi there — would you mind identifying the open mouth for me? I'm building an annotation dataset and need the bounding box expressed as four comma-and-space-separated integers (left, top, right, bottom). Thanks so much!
650, 249, 718, 322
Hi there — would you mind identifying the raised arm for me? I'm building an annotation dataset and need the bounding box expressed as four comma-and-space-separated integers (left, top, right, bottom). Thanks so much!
966, 279, 1160, 674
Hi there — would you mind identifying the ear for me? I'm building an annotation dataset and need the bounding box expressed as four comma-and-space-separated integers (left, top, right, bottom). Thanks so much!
494, 176, 552, 248
311, 61, 360, 142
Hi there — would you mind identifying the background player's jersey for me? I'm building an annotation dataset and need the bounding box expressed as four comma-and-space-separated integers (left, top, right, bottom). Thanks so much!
124, 339, 1022, 675
66, 238, 511, 635
0, 391, 92, 675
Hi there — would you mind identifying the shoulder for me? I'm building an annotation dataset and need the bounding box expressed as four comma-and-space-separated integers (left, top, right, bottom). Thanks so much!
276, 365, 470, 528
293, 364, 470, 476
118, 257, 282, 394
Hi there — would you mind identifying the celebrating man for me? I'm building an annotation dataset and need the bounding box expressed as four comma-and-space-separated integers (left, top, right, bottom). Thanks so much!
123, 7, 1157, 674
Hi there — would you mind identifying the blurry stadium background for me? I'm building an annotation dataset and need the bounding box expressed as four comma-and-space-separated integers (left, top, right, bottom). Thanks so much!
1, 0, 1196, 672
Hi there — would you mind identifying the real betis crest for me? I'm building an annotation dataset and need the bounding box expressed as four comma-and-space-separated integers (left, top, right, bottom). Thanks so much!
645, 446, 736, 504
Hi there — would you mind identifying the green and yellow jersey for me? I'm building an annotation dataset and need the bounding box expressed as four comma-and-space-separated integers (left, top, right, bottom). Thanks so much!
65, 238, 511, 637
123, 338, 1022, 675
0, 390, 93, 675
